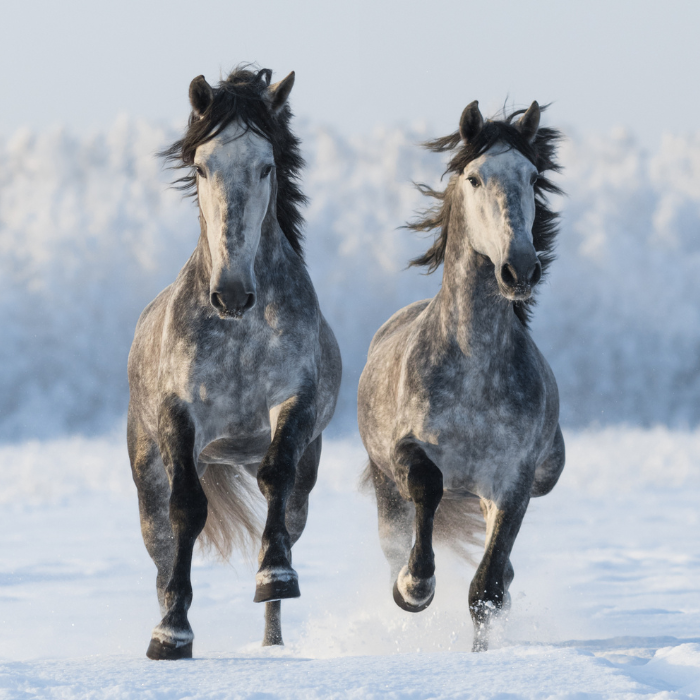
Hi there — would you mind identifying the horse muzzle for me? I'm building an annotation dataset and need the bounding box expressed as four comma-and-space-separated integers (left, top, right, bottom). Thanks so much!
496, 257, 541, 301
210, 281, 256, 319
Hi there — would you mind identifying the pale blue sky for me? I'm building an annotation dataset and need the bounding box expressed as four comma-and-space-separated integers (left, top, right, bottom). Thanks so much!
1, 0, 698, 147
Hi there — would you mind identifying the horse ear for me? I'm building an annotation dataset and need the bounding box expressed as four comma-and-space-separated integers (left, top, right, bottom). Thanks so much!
189, 75, 214, 118
257, 68, 272, 87
517, 101, 540, 143
459, 101, 484, 143
268, 71, 295, 114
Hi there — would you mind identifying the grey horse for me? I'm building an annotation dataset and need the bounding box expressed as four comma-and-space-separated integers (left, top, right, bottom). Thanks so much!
358, 101, 565, 652
127, 67, 341, 660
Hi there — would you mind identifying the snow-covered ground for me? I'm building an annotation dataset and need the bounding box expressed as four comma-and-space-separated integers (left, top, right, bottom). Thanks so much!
0, 428, 698, 698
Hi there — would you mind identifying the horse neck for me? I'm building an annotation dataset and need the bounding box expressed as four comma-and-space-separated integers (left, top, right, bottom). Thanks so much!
435, 208, 515, 355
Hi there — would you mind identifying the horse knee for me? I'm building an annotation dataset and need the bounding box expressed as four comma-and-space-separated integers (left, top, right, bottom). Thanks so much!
285, 495, 309, 544
257, 459, 295, 500
295, 435, 321, 494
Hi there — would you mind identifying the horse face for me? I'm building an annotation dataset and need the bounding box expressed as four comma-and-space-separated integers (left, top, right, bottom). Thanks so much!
194, 122, 274, 319
461, 145, 541, 301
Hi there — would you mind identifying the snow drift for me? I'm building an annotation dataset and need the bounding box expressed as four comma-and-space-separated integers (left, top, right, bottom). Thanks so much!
1, 119, 699, 440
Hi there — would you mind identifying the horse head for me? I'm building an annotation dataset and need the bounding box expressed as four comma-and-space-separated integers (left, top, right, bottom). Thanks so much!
458, 100, 542, 301
189, 71, 295, 319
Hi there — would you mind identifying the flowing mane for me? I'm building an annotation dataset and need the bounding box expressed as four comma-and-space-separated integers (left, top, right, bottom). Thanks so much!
160, 65, 307, 258
408, 106, 563, 325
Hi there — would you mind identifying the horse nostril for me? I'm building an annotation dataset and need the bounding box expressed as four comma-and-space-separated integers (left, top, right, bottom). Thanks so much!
501, 264, 517, 287
529, 261, 542, 286
211, 292, 225, 312
242, 293, 255, 312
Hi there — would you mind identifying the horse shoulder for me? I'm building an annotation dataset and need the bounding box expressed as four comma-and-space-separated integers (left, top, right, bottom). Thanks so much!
358, 300, 434, 469
367, 299, 432, 356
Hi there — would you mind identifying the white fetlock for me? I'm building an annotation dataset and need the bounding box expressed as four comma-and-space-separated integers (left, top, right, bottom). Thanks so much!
151, 622, 194, 647
255, 566, 298, 587
397, 564, 435, 607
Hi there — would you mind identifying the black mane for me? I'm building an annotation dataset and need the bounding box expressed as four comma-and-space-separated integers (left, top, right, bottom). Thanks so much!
160, 65, 307, 258
407, 106, 563, 325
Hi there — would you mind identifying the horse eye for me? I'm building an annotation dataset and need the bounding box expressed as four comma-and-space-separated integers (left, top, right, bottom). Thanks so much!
467, 176, 480, 188
194, 165, 206, 179
530, 173, 539, 186
261, 164, 272, 179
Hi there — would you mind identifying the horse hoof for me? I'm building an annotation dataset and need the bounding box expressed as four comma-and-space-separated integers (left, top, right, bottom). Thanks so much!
146, 638, 193, 660
392, 579, 434, 613
472, 638, 489, 653
254, 569, 300, 603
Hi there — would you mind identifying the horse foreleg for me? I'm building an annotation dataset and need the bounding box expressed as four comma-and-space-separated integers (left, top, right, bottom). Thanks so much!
469, 494, 529, 652
391, 441, 443, 613
369, 459, 414, 583
147, 397, 207, 661
261, 433, 321, 646
127, 413, 173, 617
255, 395, 315, 605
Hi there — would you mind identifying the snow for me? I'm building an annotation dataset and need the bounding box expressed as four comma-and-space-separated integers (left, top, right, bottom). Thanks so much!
2, 114, 700, 697
0, 429, 698, 698
3, 121, 700, 439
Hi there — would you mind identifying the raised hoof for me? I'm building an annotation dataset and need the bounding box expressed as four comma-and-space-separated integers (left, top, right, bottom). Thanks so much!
392, 579, 434, 613
146, 638, 193, 660
254, 574, 300, 603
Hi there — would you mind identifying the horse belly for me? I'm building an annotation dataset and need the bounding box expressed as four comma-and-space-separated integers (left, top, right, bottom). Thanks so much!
198, 433, 271, 468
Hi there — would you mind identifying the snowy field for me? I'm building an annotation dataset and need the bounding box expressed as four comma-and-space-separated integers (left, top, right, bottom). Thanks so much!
2, 115, 700, 697
0, 428, 698, 698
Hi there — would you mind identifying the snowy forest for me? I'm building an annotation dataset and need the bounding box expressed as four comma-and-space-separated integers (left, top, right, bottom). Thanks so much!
1, 119, 700, 440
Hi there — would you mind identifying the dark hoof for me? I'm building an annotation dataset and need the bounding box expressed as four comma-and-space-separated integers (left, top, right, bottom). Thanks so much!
146, 638, 193, 660
254, 574, 300, 603
392, 579, 434, 613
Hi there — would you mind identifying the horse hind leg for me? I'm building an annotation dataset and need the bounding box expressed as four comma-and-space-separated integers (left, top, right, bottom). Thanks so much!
127, 413, 174, 620
391, 441, 443, 613
367, 459, 414, 584
531, 424, 565, 497
261, 434, 322, 647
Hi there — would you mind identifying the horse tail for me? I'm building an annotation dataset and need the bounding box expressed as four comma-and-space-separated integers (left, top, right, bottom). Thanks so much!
359, 462, 485, 564
198, 464, 264, 562
434, 497, 485, 564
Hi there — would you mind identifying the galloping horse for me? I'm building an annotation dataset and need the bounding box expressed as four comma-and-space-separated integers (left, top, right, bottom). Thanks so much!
358, 101, 565, 651
127, 67, 341, 659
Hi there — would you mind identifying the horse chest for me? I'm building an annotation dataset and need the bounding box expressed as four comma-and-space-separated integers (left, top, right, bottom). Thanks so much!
410, 357, 547, 496
181, 328, 299, 435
